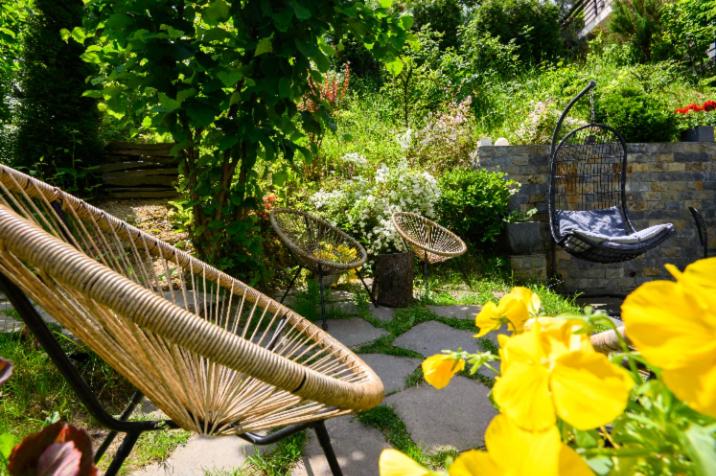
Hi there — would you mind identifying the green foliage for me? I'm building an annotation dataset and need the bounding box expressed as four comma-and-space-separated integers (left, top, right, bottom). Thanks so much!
0, 1, 31, 124
15, 0, 102, 194
246, 431, 306, 476
462, 0, 564, 65
409, 0, 463, 49
609, 0, 666, 63
437, 168, 517, 246
380, 27, 455, 127
81, 0, 409, 283
408, 97, 476, 172
595, 81, 678, 142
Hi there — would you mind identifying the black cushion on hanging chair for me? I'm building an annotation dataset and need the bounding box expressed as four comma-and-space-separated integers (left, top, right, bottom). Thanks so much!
547, 81, 675, 263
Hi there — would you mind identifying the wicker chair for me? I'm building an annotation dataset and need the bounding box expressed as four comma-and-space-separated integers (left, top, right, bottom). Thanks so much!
549, 81, 674, 263
391, 212, 467, 292
0, 165, 383, 476
270, 208, 376, 329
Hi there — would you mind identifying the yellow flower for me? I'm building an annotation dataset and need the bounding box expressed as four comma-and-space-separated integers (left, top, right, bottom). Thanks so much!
475, 287, 541, 337
493, 319, 633, 431
448, 415, 593, 476
622, 257, 716, 418
422, 354, 465, 390
379, 416, 593, 476
379, 449, 436, 476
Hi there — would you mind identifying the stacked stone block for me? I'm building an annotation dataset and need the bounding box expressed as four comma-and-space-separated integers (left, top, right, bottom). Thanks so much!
478, 143, 716, 295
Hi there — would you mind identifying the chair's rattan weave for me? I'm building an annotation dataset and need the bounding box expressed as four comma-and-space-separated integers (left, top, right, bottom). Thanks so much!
0, 165, 383, 435
392, 212, 467, 264
270, 208, 367, 274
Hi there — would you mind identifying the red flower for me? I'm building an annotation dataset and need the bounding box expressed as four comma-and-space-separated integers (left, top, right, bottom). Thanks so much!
703, 100, 716, 112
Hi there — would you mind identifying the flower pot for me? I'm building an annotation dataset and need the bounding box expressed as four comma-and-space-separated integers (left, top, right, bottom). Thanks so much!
506, 221, 544, 255
371, 252, 414, 307
681, 126, 714, 142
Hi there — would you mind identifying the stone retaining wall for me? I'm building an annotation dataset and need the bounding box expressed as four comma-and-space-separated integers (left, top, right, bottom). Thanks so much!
478, 142, 716, 295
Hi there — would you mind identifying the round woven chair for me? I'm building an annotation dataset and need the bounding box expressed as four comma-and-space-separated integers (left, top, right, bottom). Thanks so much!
0, 165, 382, 476
270, 208, 376, 328
392, 212, 466, 264
392, 212, 466, 294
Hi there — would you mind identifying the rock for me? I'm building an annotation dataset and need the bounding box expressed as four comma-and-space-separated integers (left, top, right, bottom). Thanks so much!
393, 321, 479, 357
292, 416, 391, 476
131, 435, 270, 476
324, 318, 388, 348
358, 354, 422, 395
385, 377, 496, 452
494, 137, 510, 146
369, 306, 395, 323
427, 305, 480, 321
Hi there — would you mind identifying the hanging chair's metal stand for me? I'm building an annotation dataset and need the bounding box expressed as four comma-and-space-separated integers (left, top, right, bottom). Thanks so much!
0, 272, 344, 476
279, 251, 377, 330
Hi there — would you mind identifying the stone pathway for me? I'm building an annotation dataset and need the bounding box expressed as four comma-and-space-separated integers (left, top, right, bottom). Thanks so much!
125, 292, 496, 476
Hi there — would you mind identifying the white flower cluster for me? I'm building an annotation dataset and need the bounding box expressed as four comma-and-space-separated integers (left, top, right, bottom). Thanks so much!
310, 160, 440, 255
341, 152, 369, 166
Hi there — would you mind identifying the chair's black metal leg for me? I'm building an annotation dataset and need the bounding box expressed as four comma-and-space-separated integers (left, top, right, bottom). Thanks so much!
318, 266, 327, 330
94, 390, 145, 462
104, 431, 142, 476
313, 421, 343, 476
356, 268, 378, 308
280, 266, 303, 304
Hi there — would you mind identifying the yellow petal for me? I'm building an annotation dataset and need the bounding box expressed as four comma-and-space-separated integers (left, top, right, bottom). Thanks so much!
622, 281, 716, 369
662, 358, 716, 419
558, 445, 594, 476
679, 257, 716, 292
379, 449, 433, 476
484, 414, 561, 475
550, 351, 633, 430
422, 354, 465, 390
448, 450, 499, 476
499, 289, 531, 333
475, 301, 502, 337
493, 360, 556, 431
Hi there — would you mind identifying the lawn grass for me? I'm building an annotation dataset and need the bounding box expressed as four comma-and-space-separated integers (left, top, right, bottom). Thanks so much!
0, 329, 190, 473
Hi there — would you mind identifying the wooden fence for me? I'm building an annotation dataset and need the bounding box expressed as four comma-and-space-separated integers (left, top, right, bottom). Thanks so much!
100, 142, 179, 199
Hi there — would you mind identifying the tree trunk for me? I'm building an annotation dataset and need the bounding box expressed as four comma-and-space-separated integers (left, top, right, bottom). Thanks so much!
372, 252, 413, 307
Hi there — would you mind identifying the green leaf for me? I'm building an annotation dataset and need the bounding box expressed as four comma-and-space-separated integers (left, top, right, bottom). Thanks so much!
290, 1, 311, 20
59, 28, 71, 42
203, 0, 230, 24
255, 37, 273, 56
399, 14, 414, 30
219, 135, 240, 151
272, 8, 293, 32
272, 169, 288, 186
176, 88, 197, 104
70, 27, 86, 45
158, 92, 181, 112
217, 69, 243, 87
0, 433, 17, 460
385, 57, 404, 76
186, 102, 216, 128
278, 78, 291, 98
141, 116, 153, 128
684, 424, 716, 475
379, 0, 393, 8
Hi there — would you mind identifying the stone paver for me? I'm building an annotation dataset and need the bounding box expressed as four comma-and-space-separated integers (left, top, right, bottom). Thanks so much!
427, 305, 480, 320
327, 301, 360, 316
369, 306, 395, 323
386, 377, 496, 451
132, 435, 271, 476
358, 354, 422, 394
292, 415, 391, 476
324, 318, 388, 348
393, 321, 479, 356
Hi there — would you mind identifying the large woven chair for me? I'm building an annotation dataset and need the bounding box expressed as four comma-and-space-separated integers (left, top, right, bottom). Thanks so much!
270, 208, 376, 329
549, 81, 674, 263
0, 165, 383, 475
392, 212, 467, 293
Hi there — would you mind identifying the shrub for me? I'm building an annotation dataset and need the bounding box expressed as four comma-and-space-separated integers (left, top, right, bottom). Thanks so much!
595, 83, 678, 142
461, 0, 563, 66
15, 0, 102, 194
437, 168, 518, 246
408, 96, 477, 172
311, 160, 440, 255
409, 0, 463, 49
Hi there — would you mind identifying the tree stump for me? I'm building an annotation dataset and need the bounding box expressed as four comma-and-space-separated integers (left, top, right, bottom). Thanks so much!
372, 252, 413, 307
